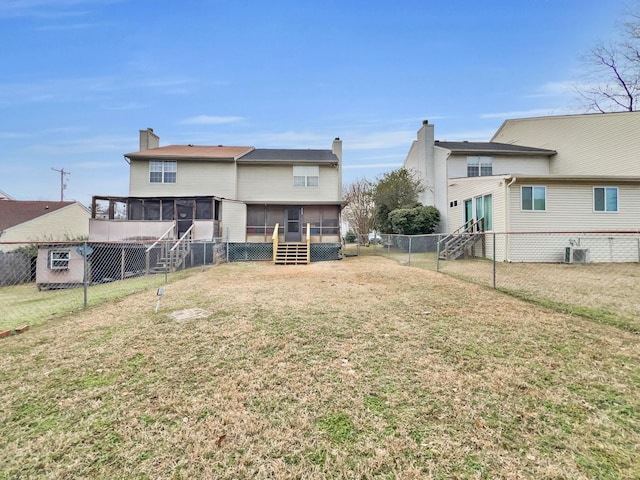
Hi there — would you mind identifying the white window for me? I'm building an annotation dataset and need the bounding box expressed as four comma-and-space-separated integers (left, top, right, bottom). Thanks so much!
594, 187, 618, 212
521, 186, 546, 211
149, 161, 177, 183
293, 166, 319, 187
49, 250, 70, 270
467, 156, 493, 177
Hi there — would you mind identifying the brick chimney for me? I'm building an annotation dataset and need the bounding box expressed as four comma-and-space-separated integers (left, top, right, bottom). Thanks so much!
139, 128, 159, 151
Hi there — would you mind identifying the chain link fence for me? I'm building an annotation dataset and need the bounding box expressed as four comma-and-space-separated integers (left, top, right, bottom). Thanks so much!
0, 239, 227, 333
345, 231, 640, 332
4, 232, 639, 334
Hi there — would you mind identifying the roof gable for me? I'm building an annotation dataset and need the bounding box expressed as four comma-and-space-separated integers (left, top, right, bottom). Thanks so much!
0, 201, 75, 231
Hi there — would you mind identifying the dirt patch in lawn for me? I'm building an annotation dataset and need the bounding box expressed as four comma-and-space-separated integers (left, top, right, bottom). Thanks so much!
1, 256, 639, 479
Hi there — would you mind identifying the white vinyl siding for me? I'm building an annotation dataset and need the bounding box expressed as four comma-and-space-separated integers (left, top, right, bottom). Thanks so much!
447, 154, 551, 179
447, 176, 506, 234
221, 200, 247, 243
492, 112, 640, 176
509, 183, 640, 232
129, 160, 237, 198
237, 164, 339, 203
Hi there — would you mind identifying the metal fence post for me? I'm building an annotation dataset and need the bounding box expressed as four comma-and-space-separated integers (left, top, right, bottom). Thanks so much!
493, 232, 496, 289
408, 236, 412, 267
83, 241, 88, 309
436, 234, 441, 272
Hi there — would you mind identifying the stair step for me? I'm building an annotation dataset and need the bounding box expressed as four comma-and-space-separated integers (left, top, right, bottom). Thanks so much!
274, 242, 310, 265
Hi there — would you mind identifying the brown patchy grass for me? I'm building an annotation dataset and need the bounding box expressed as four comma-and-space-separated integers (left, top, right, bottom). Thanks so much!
1, 257, 639, 479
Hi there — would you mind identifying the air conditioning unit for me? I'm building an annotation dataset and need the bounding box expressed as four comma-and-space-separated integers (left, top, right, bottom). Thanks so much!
565, 246, 589, 264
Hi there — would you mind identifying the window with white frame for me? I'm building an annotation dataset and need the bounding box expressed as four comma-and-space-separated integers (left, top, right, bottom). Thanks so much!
521, 186, 546, 211
594, 186, 618, 212
467, 156, 493, 177
293, 166, 319, 187
49, 250, 70, 270
149, 160, 177, 183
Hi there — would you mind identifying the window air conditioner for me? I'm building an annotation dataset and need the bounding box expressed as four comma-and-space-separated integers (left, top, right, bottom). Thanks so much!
564, 246, 589, 264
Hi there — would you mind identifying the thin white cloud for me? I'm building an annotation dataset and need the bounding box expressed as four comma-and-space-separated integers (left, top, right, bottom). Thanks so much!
0, 75, 195, 105
0, 132, 29, 139
181, 115, 244, 125
345, 130, 416, 150
0, 0, 122, 19
479, 109, 559, 120
26, 134, 134, 155
434, 128, 498, 141
528, 80, 575, 98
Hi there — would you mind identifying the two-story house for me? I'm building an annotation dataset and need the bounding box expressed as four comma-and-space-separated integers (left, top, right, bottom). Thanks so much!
90, 129, 343, 265
404, 112, 640, 262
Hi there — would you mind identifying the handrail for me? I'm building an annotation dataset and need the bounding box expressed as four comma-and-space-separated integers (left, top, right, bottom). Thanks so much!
145, 221, 176, 253
439, 217, 485, 260
170, 224, 194, 252
306, 223, 311, 264
272, 223, 279, 263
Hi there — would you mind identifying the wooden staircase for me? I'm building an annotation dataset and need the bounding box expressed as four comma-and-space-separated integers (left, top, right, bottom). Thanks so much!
275, 242, 309, 265
272, 222, 311, 265
438, 218, 485, 261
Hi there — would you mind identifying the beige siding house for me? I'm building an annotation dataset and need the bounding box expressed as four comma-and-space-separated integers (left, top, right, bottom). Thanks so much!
405, 112, 640, 262
492, 111, 640, 176
0, 201, 90, 252
404, 120, 555, 233
90, 129, 343, 263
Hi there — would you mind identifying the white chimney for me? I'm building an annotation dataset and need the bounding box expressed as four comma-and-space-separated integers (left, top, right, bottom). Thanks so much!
332, 137, 343, 199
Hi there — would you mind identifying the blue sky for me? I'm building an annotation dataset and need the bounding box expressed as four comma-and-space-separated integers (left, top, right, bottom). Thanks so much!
0, 0, 628, 206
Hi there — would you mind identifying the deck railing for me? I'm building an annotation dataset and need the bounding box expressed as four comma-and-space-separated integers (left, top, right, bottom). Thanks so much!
272, 223, 280, 263
306, 223, 311, 263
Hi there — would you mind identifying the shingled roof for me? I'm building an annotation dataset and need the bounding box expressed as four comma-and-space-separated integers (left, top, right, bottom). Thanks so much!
238, 148, 339, 164
434, 141, 556, 155
125, 145, 254, 161
0, 201, 75, 231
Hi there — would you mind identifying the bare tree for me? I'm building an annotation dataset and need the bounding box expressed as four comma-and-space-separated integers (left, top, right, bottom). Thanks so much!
577, 3, 640, 112
342, 178, 374, 245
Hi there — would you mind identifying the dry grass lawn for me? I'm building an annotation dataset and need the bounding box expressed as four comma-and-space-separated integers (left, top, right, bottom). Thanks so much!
1, 256, 639, 479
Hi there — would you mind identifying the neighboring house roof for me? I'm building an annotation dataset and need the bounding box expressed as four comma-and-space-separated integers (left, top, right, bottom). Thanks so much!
0, 190, 14, 200
0, 201, 77, 231
435, 141, 556, 156
238, 148, 339, 164
125, 145, 255, 161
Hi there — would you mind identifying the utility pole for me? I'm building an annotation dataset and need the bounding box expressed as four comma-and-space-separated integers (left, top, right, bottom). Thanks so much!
51, 167, 70, 201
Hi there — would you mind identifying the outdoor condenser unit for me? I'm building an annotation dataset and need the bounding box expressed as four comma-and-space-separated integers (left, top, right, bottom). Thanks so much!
565, 246, 589, 264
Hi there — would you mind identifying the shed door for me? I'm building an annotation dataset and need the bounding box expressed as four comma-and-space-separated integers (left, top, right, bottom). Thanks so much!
285, 207, 302, 242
